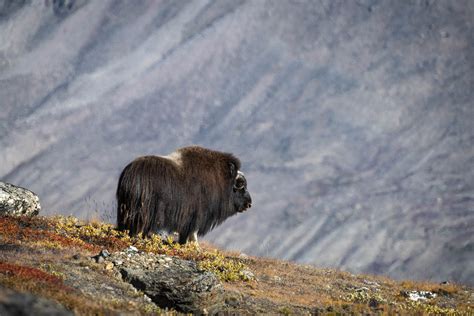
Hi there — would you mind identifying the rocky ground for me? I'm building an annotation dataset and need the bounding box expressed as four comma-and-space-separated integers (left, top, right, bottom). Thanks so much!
0, 215, 472, 315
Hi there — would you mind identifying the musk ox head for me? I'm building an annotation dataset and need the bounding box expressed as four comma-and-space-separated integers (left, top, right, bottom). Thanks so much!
116, 146, 252, 244
233, 170, 252, 213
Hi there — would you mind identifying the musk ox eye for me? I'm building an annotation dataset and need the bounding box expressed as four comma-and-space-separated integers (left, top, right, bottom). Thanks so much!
234, 172, 246, 190
234, 180, 245, 190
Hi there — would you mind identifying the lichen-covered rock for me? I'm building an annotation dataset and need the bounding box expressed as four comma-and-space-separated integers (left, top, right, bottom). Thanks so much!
116, 251, 224, 314
0, 182, 41, 216
0, 285, 72, 316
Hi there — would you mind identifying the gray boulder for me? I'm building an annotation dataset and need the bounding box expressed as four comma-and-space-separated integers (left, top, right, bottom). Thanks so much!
0, 182, 41, 216
117, 253, 224, 314
0, 285, 72, 316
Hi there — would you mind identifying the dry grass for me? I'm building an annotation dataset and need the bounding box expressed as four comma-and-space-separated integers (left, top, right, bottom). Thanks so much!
0, 216, 99, 252
0, 262, 69, 290
0, 216, 162, 314
221, 252, 474, 315
0, 260, 112, 315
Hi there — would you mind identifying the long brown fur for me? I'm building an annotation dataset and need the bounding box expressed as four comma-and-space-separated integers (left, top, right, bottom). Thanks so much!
116, 146, 242, 243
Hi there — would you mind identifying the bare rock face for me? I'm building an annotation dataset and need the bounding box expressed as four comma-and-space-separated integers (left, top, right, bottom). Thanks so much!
0, 182, 41, 217
114, 249, 224, 314
0, 285, 71, 316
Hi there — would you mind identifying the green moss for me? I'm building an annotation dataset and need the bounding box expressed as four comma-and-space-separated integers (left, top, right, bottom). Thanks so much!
39, 263, 66, 280
278, 306, 292, 315
197, 250, 250, 282
50, 216, 130, 251
140, 303, 163, 314
346, 289, 386, 306
396, 300, 464, 315
49, 216, 252, 282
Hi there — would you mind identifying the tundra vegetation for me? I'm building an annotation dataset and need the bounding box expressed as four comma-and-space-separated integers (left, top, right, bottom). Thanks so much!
0, 215, 472, 315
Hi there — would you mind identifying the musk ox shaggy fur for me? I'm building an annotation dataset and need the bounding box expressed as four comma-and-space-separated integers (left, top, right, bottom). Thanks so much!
116, 146, 252, 244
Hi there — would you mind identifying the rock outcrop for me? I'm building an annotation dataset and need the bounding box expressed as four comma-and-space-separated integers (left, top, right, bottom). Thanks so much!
0, 285, 72, 316
0, 182, 41, 217
108, 247, 224, 314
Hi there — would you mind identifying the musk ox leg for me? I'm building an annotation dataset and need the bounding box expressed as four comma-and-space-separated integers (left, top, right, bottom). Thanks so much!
188, 231, 200, 249
187, 231, 198, 243
178, 231, 199, 246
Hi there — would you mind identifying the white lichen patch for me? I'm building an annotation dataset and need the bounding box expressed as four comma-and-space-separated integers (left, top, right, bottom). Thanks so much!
0, 182, 41, 216
406, 291, 437, 302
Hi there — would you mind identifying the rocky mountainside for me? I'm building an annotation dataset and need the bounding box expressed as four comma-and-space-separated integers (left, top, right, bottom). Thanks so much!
1, 0, 473, 285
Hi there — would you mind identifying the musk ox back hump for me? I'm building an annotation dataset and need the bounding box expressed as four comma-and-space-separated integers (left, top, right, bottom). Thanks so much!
116, 146, 251, 243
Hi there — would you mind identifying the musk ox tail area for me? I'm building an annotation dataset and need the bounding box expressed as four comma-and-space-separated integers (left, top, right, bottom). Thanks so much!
116, 146, 251, 243
116, 156, 180, 237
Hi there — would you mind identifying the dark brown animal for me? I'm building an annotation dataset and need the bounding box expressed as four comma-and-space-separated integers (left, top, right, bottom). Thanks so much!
116, 146, 252, 244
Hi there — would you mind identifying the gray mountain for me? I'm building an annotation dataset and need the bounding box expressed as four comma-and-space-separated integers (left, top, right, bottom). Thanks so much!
1, 0, 473, 285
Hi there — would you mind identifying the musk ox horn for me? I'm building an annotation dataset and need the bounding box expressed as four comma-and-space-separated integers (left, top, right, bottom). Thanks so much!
116, 146, 252, 245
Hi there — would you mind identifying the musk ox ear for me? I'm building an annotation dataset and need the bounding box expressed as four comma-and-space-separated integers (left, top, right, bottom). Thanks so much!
229, 162, 238, 179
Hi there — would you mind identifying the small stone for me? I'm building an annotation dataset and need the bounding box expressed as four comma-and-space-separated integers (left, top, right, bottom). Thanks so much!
368, 297, 379, 308
238, 253, 249, 259
72, 254, 81, 260
113, 260, 123, 266
363, 280, 380, 287
100, 249, 110, 258
356, 287, 370, 292
102, 285, 115, 291
241, 269, 255, 280
96, 256, 105, 264
105, 262, 114, 270
128, 246, 139, 252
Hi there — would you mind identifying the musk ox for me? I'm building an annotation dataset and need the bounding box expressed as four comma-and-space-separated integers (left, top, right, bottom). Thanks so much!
116, 146, 252, 244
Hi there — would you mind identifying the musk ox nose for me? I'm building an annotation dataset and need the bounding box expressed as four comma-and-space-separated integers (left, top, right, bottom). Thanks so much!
245, 194, 252, 209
